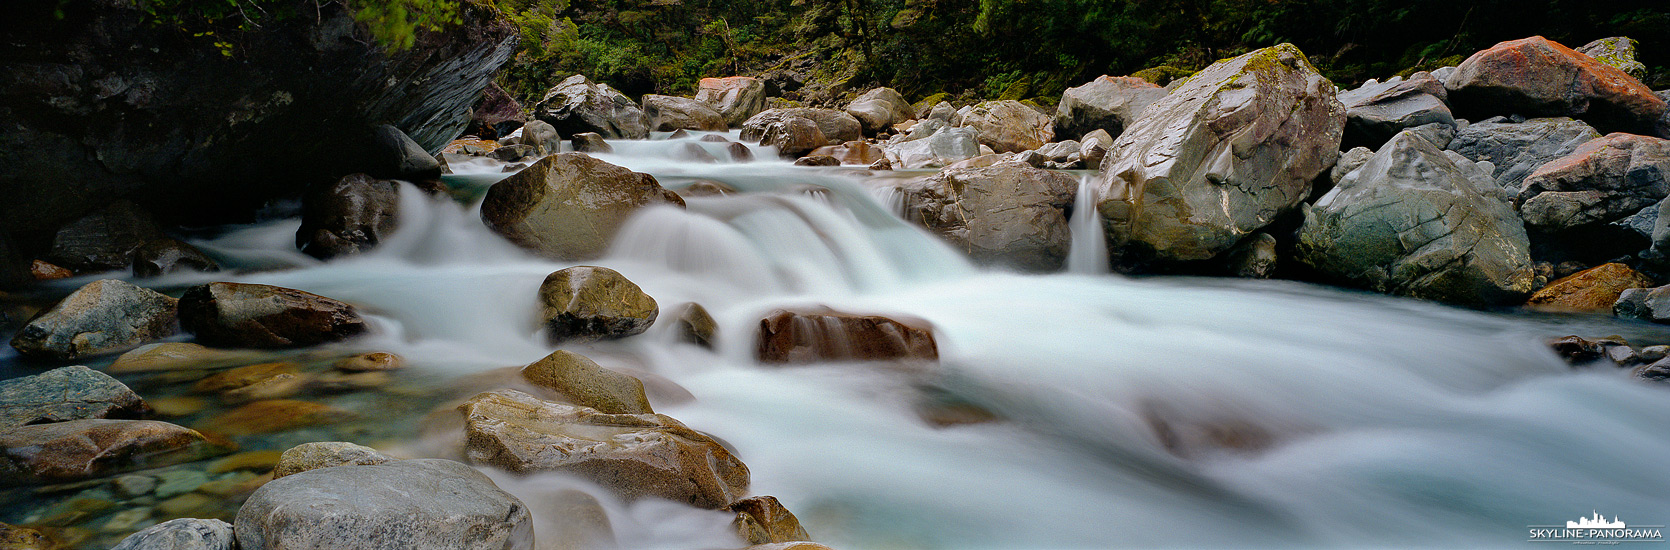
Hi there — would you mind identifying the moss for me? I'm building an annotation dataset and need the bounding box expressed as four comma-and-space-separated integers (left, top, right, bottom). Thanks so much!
911, 92, 949, 113
998, 75, 1031, 100
1132, 65, 1194, 86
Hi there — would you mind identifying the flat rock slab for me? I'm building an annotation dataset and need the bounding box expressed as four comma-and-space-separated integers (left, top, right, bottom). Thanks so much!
0, 365, 149, 430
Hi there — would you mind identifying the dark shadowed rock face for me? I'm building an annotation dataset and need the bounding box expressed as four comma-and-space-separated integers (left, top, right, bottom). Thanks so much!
297, 174, 402, 260
0, 0, 518, 236
177, 282, 367, 348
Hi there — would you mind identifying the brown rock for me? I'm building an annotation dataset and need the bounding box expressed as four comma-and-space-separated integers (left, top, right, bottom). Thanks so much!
730, 495, 811, 545
0, 523, 51, 550
195, 400, 342, 436
29, 261, 71, 281
272, 441, 395, 479
674, 302, 717, 349
0, 420, 224, 486
459, 389, 748, 508
570, 132, 613, 154
696, 76, 768, 127
108, 342, 259, 373
900, 161, 1079, 271
755, 309, 938, 364
1526, 263, 1655, 312
208, 449, 284, 474
334, 352, 404, 372
741, 108, 862, 147
1446, 36, 1667, 136
296, 173, 401, 260
961, 100, 1054, 153
177, 282, 367, 348
191, 362, 298, 393
519, 350, 653, 414
132, 238, 219, 278
642, 94, 727, 132
793, 155, 840, 167
480, 153, 683, 260
538, 266, 659, 343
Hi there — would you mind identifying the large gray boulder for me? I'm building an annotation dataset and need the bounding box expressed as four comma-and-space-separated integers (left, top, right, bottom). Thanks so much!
900, 161, 1079, 271
961, 100, 1054, 153
1096, 44, 1345, 264
642, 94, 727, 132
0, 366, 148, 430
111, 518, 235, 550
741, 108, 862, 146
696, 76, 768, 127
1446, 117, 1601, 193
1297, 132, 1537, 306
1054, 76, 1168, 140
1337, 73, 1456, 148
235, 458, 533, 550
845, 87, 912, 134
1518, 132, 1670, 233
480, 153, 683, 260
885, 127, 981, 169
533, 74, 650, 139
296, 173, 402, 260
9, 279, 178, 361
1445, 36, 1666, 136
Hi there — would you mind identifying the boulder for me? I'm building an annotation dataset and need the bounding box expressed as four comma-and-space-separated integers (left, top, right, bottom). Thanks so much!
1097, 44, 1346, 264
900, 161, 1079, 271
108, 342, 259, 373
809, 141, 886, 166
845, 87, 912, 134
1054, 76, 1168, 140
297, 173, 402, 260
728, 142, 756, 162
1222, 232, 1279, 279
0, 523, 50, 550
538, 266, 659, 343
519, 350, 654, 414
469, 82, 527, 140
1337, 73, 1456, 148
1330, 147, 1375, 186
459, 389, 749, 508
1446, 117, 1601, 192
0, 366, 148, 430
493, 144, 535, 162
481, 153, 682, 260
0, 1, 516, 238
731, 495, 811, 545
759, 117, 828, 159
696, 76, 768, 126
961, 100, 1054, 153
133, 239, 219, 278
533, 74, 649, 139
642, 94, 728, 132
670, 141, 720, 163
885, 127, 981, 169
0, 419, 222, 486
1297, 132, 1537, 306
1577, 37, 1649, 81
236, 459, 532, 550
1079, 129, 1114, 167
755, 309, 938, 364
1517, 133, 1670, 232
570, 132, 613, 154
509, 120, 562, 155
367, 124, 442, 184
272, 441, 396, 479
9, 279, 178, 361
111, 518, 235, 550
1445, 36, 1666, 136
177, 282, 367, 348
44, 201, 165, 273
1615, 285, 1670, 322
1527, 263, 1655, 312
741, 108, 862, 146
674, 302, 718, 348
793, 155, 840, 167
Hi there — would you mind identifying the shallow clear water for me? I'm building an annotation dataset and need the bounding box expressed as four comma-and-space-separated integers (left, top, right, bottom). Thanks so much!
4, 132, 1669, 549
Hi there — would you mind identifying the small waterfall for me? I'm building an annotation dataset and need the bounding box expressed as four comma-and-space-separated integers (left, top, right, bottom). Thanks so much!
1065, 174, 1109, 274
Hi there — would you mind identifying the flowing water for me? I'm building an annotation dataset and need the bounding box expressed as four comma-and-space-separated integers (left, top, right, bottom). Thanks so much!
4, 131, 1670, 549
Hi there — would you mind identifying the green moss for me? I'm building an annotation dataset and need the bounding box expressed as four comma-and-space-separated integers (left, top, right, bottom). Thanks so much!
911, 92, 949, 113
1131, 65, 1194, 86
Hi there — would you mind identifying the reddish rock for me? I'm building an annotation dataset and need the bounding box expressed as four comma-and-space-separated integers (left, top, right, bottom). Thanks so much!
0, 420, 225, 486
29, 261, 71, 281
178, 282, 367, 348
1517, 133, 1670, 231
195, 400, 343, 436
1446, 36, 1667, 136
696, 76, 768, 126
1526, 263, 1655, 312
755, 309, 938, 364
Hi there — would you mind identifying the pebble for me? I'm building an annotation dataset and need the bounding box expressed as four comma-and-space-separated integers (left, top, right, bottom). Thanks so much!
112, 475, 157, 498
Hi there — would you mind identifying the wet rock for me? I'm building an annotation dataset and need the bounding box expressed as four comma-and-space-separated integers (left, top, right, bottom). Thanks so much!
520, 350, 653, 414
1577, 37, 1649, 80
793, 155, 840, 167
133, 239, 219, 278
1222, 232, 1279, 279
697, 76, 768, 127
730, 495, 810, 545
886, 127, 981, 169
869, 158, 892, 170
469, 82, 527, 140
334, 352, 404, 372
1338, 73, 1456, 148
674, 302, 717, 349
728, 142, 756, 162
0, 419, 222, 486
507, 120, 562, 155
1098, 44, 1345, 264
1445, 36, 1666, 136
538, 266, 659, 343
1446, 117, 1601, 192
756, 309, 938, 364
178, 282, 367, 348
0, 366, 148, 430
480, 153, 683, 260
523, 489, 616, 550
670, 142, 720, 164
492, 144, 535, 161
30, 260, 72, 281
195, 399, 342, 436
367, 124, 442, 183
296, 173, 401, 260
0, 522, 51, 550
207, 450, 282, 474
1526, 263, 1655, 312
533, 74, 649, 139
900, 161, 1078, 271
1615, 285, 1670, 322
962, 100, 1054, 153
1297, 132, 1536, 306
681, 181, 737, 197
272, 441, 396, 479
459, 389, 748, 508
1546, 335, 1623, 365
741, 108, 862, 146
1517, 133, 1670, 232
108, 343, 257, 373
643, 94, 727, 132
845, 87, 912, 134
45, 201, 164, 273
1079, 128, 1113, 168
571, 132, 613, 154
191, 362, 298, 394
236, 458, 532, 550
810, 141, 885, 166
756, 117, 828, 159
9, 279, 178, 361
110, 518, 234, 550
1054, 76, 1168, 140
1034, 140, 1082, 163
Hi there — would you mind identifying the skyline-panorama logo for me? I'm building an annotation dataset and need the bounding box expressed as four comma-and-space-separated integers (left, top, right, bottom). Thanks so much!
1529, 512, 1665, 544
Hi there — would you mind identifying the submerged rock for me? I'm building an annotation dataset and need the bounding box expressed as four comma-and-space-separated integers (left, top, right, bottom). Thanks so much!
520, 350, 654, 414
178, 282, 367, 348
195, 399, 343, 436
1526, 263, 1655, 312
1097, 44, 1345, 265
110, 518, 236, 550
108, 342, 259, 373
272, 441, 396, 479
459, 389, 749, 508
642, 94, 727, 132
0, 419, 223, 486
0, 366, 149, 430
900, 161, 1079, 271
1446, 36, 1666, 136
9, 279, 178, 361
697, 76, 768, 127
297, 173, 402, 260
1446, 117, 1601, 192
1297, 132, 1536, 306
236, 458, 532, 550
755, 309, 938, 364
533, 74, 649, 139
539, 266, 659, 343
480, 153, 683, 260
961, 100, 1054, 153
1054, 75, 1168, 140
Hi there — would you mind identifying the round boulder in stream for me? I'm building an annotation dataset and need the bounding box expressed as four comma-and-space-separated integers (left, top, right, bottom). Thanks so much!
235, 458, 533, 550
755, 309, 939, 364
538, 266, 659, 344
296, 173, 402, 260
178, 282, 368, 348
481, 153, 683, 260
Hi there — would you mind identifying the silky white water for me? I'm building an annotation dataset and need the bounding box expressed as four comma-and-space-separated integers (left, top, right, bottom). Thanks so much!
126, 133, 1670, 548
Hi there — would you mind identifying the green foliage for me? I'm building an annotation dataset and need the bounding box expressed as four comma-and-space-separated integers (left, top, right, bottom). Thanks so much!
126, 0, 462, 54
348, 0, 462, 50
